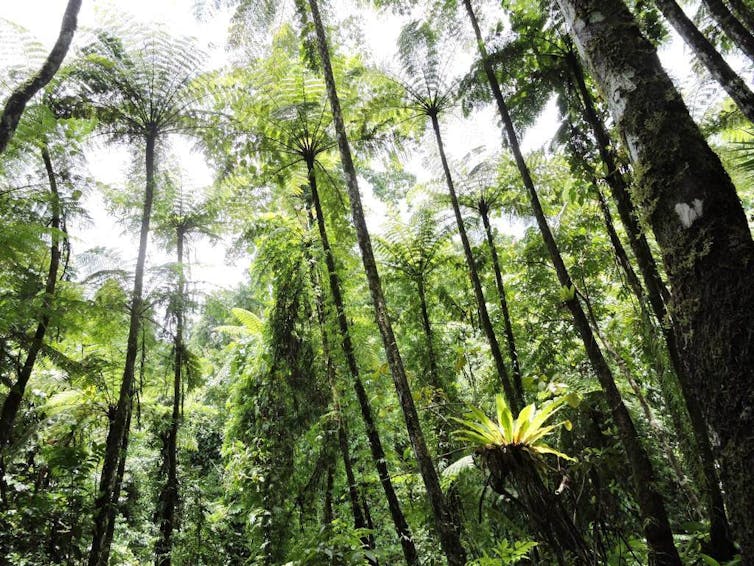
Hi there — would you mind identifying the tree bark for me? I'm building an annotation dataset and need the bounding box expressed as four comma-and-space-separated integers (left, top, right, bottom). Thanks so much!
566, 48, 736, 560
306, 161, 415, 565
89, 130, 157, 566
0, 146, 64, 448
558, 0, 754, 558
478, 199, 524, 401
463, 1, 681, 563
306, 2, 466, 562
154, 227, 186, 566
0, 0, 82, 154
654, 0, 754, 122
726, 0, 754, 35
702, 0, 754, 62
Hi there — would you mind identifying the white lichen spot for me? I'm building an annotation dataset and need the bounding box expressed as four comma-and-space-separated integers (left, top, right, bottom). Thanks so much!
589, 11, 605, 23
675, 198, 704, 228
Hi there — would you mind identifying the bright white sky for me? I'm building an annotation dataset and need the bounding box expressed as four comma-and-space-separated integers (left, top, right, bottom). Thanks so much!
1, 0, 713, 296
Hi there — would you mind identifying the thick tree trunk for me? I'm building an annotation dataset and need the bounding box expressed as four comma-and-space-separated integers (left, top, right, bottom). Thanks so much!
655, 0, 754, 122
478, 200, 524, 400
0, 146, 64, 447
306, 162, 415, 565
702, 0, 754, 62
306, 2, 466, 562
463, 1, 681, 563
429, 114, 521, 411
154, 227, 186, 566
0, 0, 82, 154
566, 48, 736, 560
558, 0, 754, 558
89, 130, 157, 566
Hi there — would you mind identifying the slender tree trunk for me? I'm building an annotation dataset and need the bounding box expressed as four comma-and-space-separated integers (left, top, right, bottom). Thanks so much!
654, 0, 754, 122
702, 0, 754, 62
726, 0, 754, 35
0, 0, 82, 154
478, 199, 524, 399
566, 47, 736, 559
306, 3, 466, 562
154, 227, 186, 566
306, 161, 415, 565
429, 114, 520, 410
558, 0, 754, 559
304, 215, 377, 559
101, 407, 131, 561
323, 463, 334, 526
463, 1, 681, 563
89, 130, 157, 566
0, 146, 64, 447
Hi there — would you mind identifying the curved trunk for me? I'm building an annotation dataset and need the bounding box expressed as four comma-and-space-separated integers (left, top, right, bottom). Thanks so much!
89, 130, 157, 566
429, 114, 520, 411
558, 0, 754, 558
307, 163, 414, 565
154, 228, 186, 566
463, 1, 681, 563
655, 0, 754, 122
566, 48, 735, 559
702, 0, 754, 62
0, 146, 64, 447
478, 201, 524, 400
0, 0, 82, 154
306, 2, 466, 562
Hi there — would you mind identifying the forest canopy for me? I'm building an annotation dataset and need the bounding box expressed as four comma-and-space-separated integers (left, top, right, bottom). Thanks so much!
1, 0, 753, 564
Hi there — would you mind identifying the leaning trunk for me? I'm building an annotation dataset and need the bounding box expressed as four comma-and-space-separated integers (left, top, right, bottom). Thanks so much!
0, 146, 64, 447
727, 0, 754, 35
307, 2, 466, 562
478, 200, 524, 400
701, 0, 754, 62
0, 0, 82, 154
89, 130, 157, 566
654, 0, 754, 122
306, 161, 415, 564
463, 1, 681, 563
154, 227, 186, 566
558, 0, 754, 558
566, 46, 736, 559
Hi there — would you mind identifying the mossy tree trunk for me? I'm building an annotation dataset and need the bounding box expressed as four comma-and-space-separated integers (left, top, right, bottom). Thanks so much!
726, 0, 754, 35
565, 47, 736, 560
558, 0, 754, 558
307, 1, 466, 562
463, 1, 681, 563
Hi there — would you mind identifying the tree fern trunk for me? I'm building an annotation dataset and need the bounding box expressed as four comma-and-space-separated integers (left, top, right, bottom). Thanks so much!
307, 162, 414, 564
655, 0, 754, 122
306, 2, 466, 562
478, 200, 524, 401
0, 0, 82, 154
0, 146, 64, 448
89, 129, 157, 566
